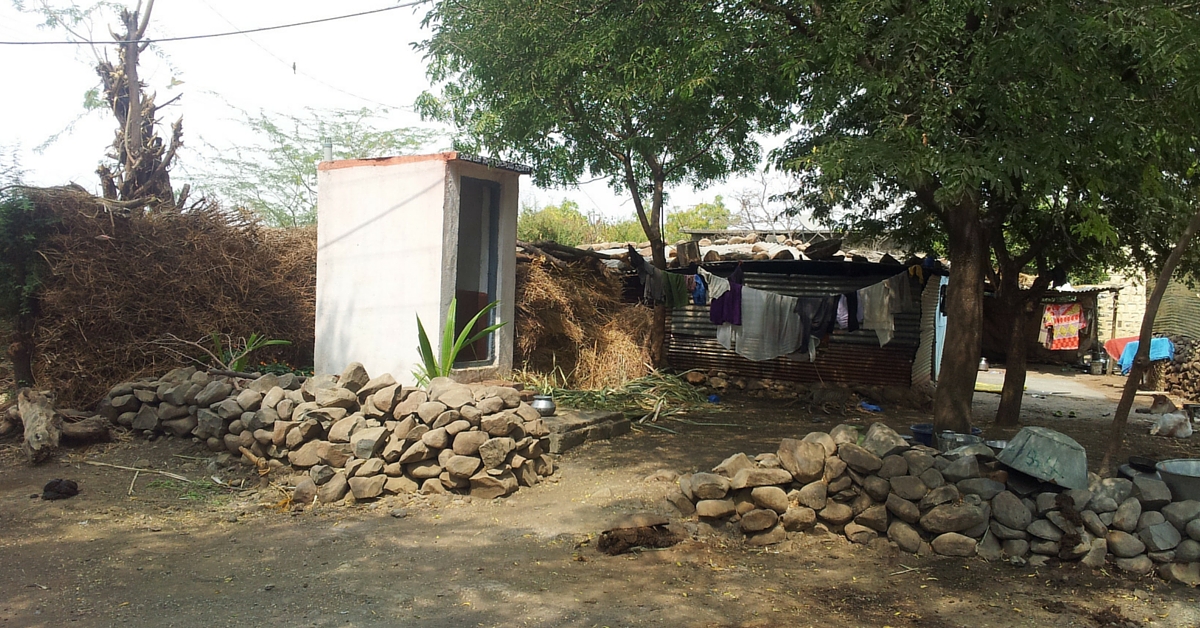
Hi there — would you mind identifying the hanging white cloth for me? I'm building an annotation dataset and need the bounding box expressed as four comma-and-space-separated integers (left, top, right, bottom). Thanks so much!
734, 286, 802, 361
716, 323, 738, 350
859, 281, 894, 346
698, 268, 730, 302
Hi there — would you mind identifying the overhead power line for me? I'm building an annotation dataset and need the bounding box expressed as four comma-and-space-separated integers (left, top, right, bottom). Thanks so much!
0, 0, 430, 45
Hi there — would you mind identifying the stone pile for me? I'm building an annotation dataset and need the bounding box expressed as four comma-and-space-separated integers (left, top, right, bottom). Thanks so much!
1163, 335, 1199, 403
668, 422, 1200, 587
97, 363, 556, 503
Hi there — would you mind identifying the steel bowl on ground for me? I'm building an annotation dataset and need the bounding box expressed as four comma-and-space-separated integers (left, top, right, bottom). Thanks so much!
1156, 459, 1200, 502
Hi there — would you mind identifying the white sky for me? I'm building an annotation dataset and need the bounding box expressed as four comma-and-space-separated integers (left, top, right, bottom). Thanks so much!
0, 0, 792, 221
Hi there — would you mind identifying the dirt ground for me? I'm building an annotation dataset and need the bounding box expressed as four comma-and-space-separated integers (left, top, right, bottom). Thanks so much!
3, 368, 1200, 628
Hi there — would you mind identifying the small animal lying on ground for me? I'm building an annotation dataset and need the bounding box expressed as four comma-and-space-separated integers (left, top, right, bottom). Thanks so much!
1150, 412, 1193, 439
1136, 394, 1179, 415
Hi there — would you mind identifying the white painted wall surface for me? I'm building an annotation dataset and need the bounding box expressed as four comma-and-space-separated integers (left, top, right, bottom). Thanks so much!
315, 155, 521, 385
316, 157, 449, 383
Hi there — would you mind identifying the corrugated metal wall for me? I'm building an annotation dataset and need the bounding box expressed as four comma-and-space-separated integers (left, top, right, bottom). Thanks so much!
666, 262, 931, 387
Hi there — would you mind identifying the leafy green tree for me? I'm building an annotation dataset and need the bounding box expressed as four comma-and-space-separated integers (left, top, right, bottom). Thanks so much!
419, 0, 797, 364
759, 0, 1200, 431
517, 200, 592, 247
664, 196, 732, 244
191, 108, 442, 227
598, 218, 648, 245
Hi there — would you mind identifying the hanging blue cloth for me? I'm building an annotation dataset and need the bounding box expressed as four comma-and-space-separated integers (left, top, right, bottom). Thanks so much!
1118, 337, 1175, 375
691, 273, 707, 305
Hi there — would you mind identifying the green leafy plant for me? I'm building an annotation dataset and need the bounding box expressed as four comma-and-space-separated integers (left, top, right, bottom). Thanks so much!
414, 298, 506, 385
206, 332, 292, 373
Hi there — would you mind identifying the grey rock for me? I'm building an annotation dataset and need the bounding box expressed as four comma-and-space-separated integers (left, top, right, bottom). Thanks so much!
1002, 538, 1030, 559
328, 415, 365, 443
398, 441, 432, 465
351, 426, 389, 459
778, 438, 826, 483
844, 521, 878, 544
837, 443, 882, 474
1106, 530, 1147, 558
1188, 519, 1200, 542
236, 389, 263, 412
1138, 510, 1166, 531
823, 456, 847, 483
920, 503, 986, 534
942, 455, 980, 483
691, 472, 731, 500
384, 475, 420, 495
479, 437, 517, 469
1046, 510, 1077, 535
861, 422, 909, 458
1162, 500, 1200, 530
919, 485, 960, 511
1029, 539, 1061, 556
886, 493, 920, 524
337, 362, 370, 393
262, 386, 285, 410
1028, 519, 1064, 541
318, 472, 349, 503
919, 468, 945, 489
992, 491, 1032, 530
317, 387, 359, 410
1147, 550, 1175, 564
1131, 476, 1173, 510
713, 452, 755, 477
781, 506, 817, 531
433, 383, 475, 410
819, 502, 855, 525
1175, 538, 1200, 562
1065, 488, 1093, 512
729, 467, 793, 490
421, 426, 451, 449
888, 520, 923, 553
246, 373, 279, 394
1158, 562, 1200, 587
942, 443, 995, 461
355, 458, 384, 477
1112, 497, 1142, 533
196, 409, 225, 439
1080, 510, 1108, 538
1140, 521, 1182, 552
957, 478, 1005, 501
741, 508, 779, 533
132, 405, 159, 431
214, 398, 243, 421
310, 465, 335, 485
862, 475, 891, 502
829, 424, 859, 446
751, 486, 789, 514
855, 504, 889, 533
877, 455, 909, 479
452, 430, 489, 456
194, 381, 234, 407
417, 401, 448, 424
1114, 555, 1154, 575
1081, 538, 1108, 568
157, 402, 190, 421
931, 532, 977, 557
746, 524, 788, 547
802, 431, 837, 456
797, 481, 828, 510
889, 475, 929, 502
348, 475, 386, 500
161, 415, 198, 438
1093, 478, 1134, 505
977, 530, 1002, 560
696, 499, 736, 518
288, 440, 323, 468
1035, 492, 1061, 515
445, 455, 482, 478
406, 460, 442, 480
1091, 496, 1119, 514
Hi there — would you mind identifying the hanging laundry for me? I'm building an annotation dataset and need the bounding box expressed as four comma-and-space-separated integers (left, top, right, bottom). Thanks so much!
664, 272, 690, 309
859, 281, 894, 346
698, 268, 729, 302
843, 291, 861, 332
1042, 303, 1086, 350
709, 266, 744, 325
734, 285, 802, 361
794, 296, 839, 350
886, 273, 913, 314
690, 273, 707, 305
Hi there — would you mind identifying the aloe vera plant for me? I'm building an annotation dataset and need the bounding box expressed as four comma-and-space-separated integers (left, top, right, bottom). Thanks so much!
414, 298, 506, 384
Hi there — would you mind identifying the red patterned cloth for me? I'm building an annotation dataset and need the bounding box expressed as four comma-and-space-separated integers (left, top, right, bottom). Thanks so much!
1104, 336, 1138, 361
1042, 303, 1086, 351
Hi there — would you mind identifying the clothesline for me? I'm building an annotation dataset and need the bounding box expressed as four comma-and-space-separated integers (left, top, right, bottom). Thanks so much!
629, 250, 928, 363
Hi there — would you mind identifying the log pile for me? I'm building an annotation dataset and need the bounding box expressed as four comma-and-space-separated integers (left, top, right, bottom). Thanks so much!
1163, 335, 1199, 402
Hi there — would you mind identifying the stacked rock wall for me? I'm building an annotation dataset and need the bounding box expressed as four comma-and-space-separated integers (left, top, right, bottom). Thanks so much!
669, 423, 1200, 587
1163, 335, 1199, 402
97, 364, 555, 503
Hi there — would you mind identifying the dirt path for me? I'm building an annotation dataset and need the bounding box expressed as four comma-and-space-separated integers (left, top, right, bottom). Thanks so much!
2, 370, 1199, 628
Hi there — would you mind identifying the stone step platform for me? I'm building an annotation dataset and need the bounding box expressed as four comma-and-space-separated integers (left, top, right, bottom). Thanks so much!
542, 409, 632, 454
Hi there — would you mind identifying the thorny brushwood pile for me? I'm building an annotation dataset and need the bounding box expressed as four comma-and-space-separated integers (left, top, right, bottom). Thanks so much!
12, 186, 315, 408
5, 186, 643, 409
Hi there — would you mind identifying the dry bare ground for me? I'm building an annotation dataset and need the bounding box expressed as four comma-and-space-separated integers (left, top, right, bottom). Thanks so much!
2, 368, 1199, 628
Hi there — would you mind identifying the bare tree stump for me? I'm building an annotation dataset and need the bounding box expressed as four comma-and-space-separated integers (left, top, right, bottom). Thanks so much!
18, 389, 61, 464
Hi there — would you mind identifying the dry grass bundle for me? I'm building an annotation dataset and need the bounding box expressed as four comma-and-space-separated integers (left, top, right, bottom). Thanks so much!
23, 187, 315, 407
514, 257, 651, 389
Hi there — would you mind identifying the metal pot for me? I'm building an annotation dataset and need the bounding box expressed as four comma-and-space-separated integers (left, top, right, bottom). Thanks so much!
531, 394, 557, 417
1156, 459, 1200, 502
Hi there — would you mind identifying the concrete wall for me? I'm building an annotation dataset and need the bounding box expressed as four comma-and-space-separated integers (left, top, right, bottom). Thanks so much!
315, 155, 520, 385
316, 157, 450, 384
1095, 269, 1147, 343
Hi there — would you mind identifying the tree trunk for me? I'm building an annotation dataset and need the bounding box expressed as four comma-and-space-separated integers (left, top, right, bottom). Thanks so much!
1100, 204, 1200, 475
933, 201, 986, 432
18, 388, 60, 464
61, 416, 113, 444
995, 299, 1032, 427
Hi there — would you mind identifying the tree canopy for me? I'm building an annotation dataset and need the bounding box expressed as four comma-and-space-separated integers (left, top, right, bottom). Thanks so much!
192, 107, 441, 227
419, 0, 797, 268
664, 196, 733, 244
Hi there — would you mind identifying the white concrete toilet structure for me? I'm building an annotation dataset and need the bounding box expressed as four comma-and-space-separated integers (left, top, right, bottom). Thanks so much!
315, 152, 529, 385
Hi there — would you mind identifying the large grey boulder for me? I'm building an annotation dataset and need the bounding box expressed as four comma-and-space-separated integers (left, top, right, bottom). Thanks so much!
778, 438, 826, 483
861, 422, 908, 458
991, 491, 1032, 531
920, 503, 987, 534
